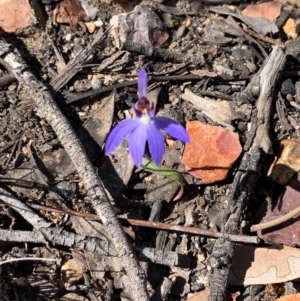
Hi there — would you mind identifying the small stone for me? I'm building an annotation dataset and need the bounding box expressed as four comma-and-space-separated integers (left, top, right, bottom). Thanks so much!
246, 61, 257, 73
85, 21, 96, 34
65, 33, 72, 42
186, 19, 192, 27
90, 78, 102, 90
94, 20, 103, 27
215, 65, 235, 76
231, 48, 246, 58
96, 11, 107, 20
283, 18, 300, 40
54, 0, 86, 29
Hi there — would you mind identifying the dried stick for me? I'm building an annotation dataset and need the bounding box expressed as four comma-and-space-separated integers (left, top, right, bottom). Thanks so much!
0, 228, 189, 267
0, 258, 56, 266
243, 27, 285, 47
250, 204, 300, 232
65, 73, 245, 104
30, 203, 259, 244
0, 39, 149, 301
254, 46, 286, 154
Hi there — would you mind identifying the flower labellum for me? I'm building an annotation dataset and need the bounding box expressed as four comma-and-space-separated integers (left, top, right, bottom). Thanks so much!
105, 68, 190, 167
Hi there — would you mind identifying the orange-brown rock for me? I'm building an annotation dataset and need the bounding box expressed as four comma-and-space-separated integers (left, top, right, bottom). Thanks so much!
0, 0, 41, 33
242, 1, 282, 21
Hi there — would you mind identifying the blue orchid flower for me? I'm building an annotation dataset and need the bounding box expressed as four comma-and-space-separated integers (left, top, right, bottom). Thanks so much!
105, 68, 190, 167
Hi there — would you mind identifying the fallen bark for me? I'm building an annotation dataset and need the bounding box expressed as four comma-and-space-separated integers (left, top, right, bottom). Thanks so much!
0, 39, 149, 301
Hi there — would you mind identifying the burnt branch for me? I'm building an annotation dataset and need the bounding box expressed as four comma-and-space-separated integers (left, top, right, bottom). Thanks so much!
208, 46, 286, 301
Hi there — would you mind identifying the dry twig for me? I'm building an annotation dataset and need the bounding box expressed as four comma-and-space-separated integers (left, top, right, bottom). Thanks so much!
0, 258, 56, 266
30, 203, 259, 244
0, 39, 149, 301
251, 204, 300, 232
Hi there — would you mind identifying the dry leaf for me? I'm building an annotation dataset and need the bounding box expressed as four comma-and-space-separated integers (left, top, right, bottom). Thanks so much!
229, 245, 300, 285
181, 121, 242, 184
85, 251, 123, 281
41, 148, 76, 177
98, 141, 135, 198
211, 6, 278, 35
78, 90, 116, 161
242, 2, 282, 21
283, 18, 300, 39
268, 139, 300, 185
82, 90, 115, 146
258, 172, 300, 246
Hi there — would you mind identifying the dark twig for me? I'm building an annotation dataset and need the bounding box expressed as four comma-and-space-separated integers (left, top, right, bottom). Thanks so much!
65, 74, 250, 105
29, 203, 259, 244
65, 80, 137, 104
123, 41, 185, 63
243, 27, 285, 47
208, 46, 286, 301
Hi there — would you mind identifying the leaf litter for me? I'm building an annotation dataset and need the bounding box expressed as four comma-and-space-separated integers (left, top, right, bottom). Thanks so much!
2, 0, 300, 300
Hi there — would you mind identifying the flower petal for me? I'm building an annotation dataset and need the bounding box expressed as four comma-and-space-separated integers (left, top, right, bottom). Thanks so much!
105, 118, 140, 155
152, 117, 191, 142
147, 122, 165, 166
148, 101, 156, 118
138, 68, 148, 98
129, 124, 147, 166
